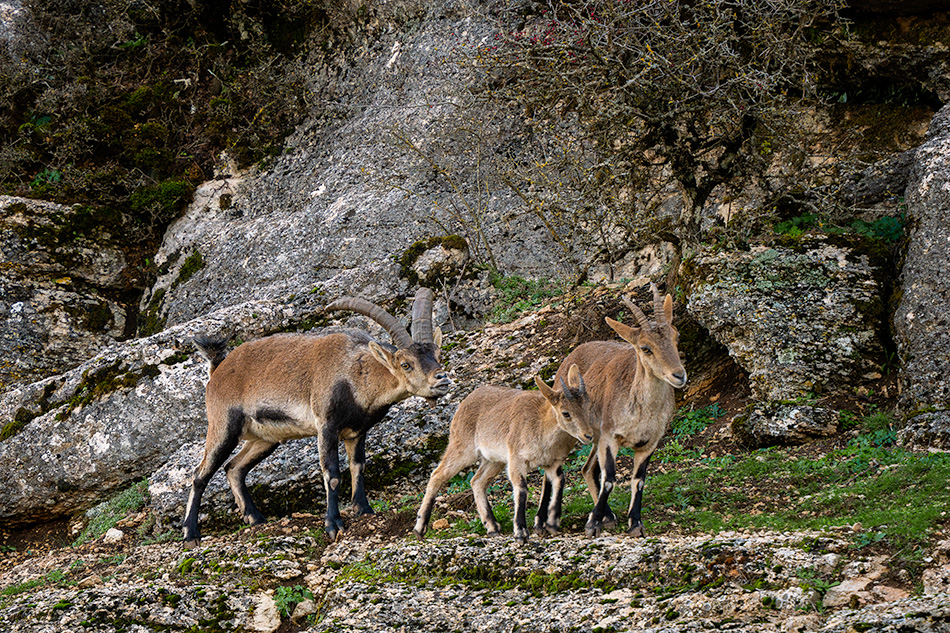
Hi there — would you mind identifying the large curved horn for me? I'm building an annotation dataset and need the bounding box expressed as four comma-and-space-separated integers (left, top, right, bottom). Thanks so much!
410, 287, 435, 344
326, 297, 413, 349
622, 295, 651, 328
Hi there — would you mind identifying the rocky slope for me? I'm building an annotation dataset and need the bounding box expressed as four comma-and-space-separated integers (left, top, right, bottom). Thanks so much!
2, 1, 950, 631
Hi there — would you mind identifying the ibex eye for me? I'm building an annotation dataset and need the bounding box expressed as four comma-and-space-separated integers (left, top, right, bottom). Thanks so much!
562, 411, 571, 419
641, 346, 653, 355
401, 362, 411, 371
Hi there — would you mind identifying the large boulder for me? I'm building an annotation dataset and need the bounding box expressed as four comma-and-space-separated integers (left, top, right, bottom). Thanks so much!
894, 105, 950, 448
0, 197, 130, 390
686, 236, 889, 404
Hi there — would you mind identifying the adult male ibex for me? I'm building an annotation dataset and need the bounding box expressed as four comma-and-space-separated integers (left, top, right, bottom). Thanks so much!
182, 288, 450, 546
556, 283, 686, 538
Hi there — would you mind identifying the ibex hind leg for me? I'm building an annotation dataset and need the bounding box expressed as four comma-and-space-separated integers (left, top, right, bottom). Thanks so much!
344, 434, 374, 517
413, 451, 472, 539
471, 460, 506, 536
534, 465, 564, 536
225, 438, 278, 526
586, 441, 617, 537
182, 408, 245, 547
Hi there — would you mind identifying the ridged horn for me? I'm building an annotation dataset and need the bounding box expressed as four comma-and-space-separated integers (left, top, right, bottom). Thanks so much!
559, 376, 573, 399
622, 295, 651, 328
651, 283, 667, 324
326, 296, 413, 349
410, 287, 435, 344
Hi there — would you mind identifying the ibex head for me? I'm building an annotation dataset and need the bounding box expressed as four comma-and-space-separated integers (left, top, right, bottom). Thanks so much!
605, 284, 687, 389
327, 287, 451, 400
535, 364, 596, 444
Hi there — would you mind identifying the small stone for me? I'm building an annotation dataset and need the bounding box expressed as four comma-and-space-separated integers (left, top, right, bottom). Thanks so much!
432, 518, 450, 530
103, 528, 124, 544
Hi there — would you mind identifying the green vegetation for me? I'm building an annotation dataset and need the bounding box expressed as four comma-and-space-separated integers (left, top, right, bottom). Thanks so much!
274, 584, 314, 618
773, 212, 906, 243
0, 0, 323, 298
171, 250, 205, 288
488, 273, 565, 323
645, 412, 948, 566
73, 480, 149, 546
670, 404, 725, 439
0, 568, 71, 602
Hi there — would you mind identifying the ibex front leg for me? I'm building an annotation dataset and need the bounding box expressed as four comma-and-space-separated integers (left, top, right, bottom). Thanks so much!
627, 450, 654, 537
585, 435, 618, 537
318, 428, 345, 540
344, 433, 374, 516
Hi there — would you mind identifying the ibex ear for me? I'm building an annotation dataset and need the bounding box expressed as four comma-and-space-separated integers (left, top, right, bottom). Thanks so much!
567, 364, 583, 390
606, 317, 640, 344
433, 327, 443, 361
534, 375, 557, 404
368, 341, 398, 375
664, 294, 674, 324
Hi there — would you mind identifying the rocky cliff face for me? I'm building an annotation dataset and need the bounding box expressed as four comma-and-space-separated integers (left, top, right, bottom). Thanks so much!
1, 0, 950, 631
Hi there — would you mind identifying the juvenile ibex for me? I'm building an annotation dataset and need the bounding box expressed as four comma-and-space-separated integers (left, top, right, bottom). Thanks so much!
182, 288, 450, 546
413, 365, 595, 544
556, 283, 686, 538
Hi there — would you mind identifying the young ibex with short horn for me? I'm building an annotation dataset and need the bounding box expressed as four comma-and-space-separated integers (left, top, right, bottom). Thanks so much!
182, 288, 450, 546
413, 365, 595, 544
555, 283, 686, 538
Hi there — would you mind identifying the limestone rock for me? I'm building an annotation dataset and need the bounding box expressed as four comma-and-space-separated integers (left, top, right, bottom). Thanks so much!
686, 238, 887, 403
0, 197, 129, 390
140, 7, 574, 332
895, 104, 950, 447
732, 404, 840, 449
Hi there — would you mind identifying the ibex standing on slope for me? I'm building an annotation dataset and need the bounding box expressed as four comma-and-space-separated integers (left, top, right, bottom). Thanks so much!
556, 284, 687, 538
182, 288, 450, 546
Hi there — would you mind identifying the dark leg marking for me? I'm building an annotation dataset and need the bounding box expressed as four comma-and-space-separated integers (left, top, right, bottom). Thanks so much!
534, 471, 552, 534
627, 452, 653, 537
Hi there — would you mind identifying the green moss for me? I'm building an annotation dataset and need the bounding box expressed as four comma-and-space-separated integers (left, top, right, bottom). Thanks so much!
129, 179, 195, 224
0, 408, 34, 442
56, 361, 162, 420
172, 250, 204, 288
81, 301, 114, 332
139, 288, 167, 337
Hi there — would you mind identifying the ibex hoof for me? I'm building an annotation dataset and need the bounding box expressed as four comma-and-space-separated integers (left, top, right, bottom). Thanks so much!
325, 518, 345, 542
351, 504, 375, 517
627, 524, 645, 538
183, 538, 201, 549
585, 522, 603, 538
486, 530, 502, 538
412, 528, 426, 541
